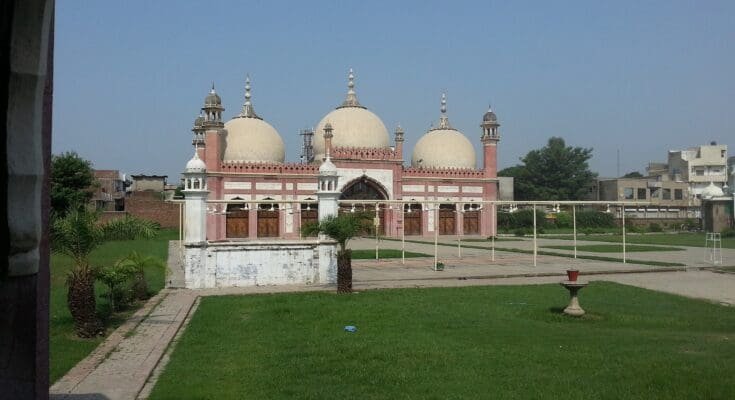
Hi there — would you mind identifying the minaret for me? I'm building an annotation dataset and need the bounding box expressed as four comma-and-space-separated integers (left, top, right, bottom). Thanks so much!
191, 111, 205, 146
480, 106, 500, 177
394, 124, 404, 158
317, 126, 340, 222
323, 122, 334, 161
202, 83, 224, 129
183, 150, 209, 244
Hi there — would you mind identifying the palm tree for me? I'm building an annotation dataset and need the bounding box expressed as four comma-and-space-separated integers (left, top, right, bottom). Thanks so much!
301, 213, 370, 293
116, 251, 165, 301
51, 209, 158, 337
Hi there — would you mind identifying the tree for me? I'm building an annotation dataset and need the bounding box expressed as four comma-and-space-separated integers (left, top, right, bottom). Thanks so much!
115, 251, 165, 301
622, 171, 643, 178
499, 137, 597, 200
51, 210, 159, 337
301, 213, 370, 293
51, 151, 96, 215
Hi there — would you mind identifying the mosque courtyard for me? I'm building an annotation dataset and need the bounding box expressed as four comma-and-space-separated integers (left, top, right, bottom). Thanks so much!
49, 236, 735, 399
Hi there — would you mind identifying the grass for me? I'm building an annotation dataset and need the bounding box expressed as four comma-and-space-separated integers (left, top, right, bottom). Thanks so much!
352, 249, 431, 259
555, 232, 735, 249
149, 283, 735, 399
541, 244, 685, 253
463, 237, 523, 242
50, 228, 176, 383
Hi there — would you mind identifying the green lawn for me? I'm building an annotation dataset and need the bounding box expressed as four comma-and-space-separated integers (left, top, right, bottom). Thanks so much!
150, 283, 735, 399
352, 249, 431, 259
541, 244, 685, 253
50, 229, 175, 383
555, 232, 735, 249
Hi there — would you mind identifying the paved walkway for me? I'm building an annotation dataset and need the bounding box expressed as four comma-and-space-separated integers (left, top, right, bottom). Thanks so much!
49, 238, 735, 399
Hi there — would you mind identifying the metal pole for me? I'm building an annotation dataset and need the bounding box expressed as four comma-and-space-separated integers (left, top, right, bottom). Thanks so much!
375, 202, 379, 261
401, 205, 405, 265
434, 206, 439, 271
457, 209, 461, 259
622, 205, 626, 264
533, 203, 537, 267
492, 203, 496, 262
572, 204, 577, 259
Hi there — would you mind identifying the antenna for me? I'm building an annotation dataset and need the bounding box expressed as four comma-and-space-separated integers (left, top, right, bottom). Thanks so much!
617, 148, 620, 177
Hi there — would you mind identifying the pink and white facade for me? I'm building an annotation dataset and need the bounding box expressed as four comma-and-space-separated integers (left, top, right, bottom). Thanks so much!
188, 71, 501, 240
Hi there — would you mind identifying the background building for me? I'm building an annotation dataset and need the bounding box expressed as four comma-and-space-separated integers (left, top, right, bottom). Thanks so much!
648, 142, 728, 200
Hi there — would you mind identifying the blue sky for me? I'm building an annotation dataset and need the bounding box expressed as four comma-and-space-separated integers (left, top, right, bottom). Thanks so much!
54, 0, 735, 181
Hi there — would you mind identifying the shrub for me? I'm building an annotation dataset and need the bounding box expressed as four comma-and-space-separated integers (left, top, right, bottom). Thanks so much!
721, 228, 735, 238
498, 209, 547, 230
554, 212, 573, 228
648, 223, 663, 233
627, 225, 644, 234
513, 228, 527, 237
575, 210, 615, 228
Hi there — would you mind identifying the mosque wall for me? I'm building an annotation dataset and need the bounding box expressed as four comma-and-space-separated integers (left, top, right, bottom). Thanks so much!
183, 240, 337, 289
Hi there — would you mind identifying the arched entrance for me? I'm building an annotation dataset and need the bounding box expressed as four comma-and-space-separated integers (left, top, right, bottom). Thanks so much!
300, 200, 318, 236
257, 200, 279, 237
462, 204, 480, 235
439, 204, 456, 235
339, 177, 389, 235
404, 204, 422, 235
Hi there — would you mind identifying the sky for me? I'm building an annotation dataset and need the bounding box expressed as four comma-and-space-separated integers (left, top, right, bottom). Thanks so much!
53, 0, 735, 181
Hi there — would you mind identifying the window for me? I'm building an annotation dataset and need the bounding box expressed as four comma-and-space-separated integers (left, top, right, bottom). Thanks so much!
623, 187, 634, 200
651, 187, 660, 198
674, 189, 683, 200
662, 188, 671, 200
722, 150, 727, 158
637, 188, 647, 199
695, 169, 704, 176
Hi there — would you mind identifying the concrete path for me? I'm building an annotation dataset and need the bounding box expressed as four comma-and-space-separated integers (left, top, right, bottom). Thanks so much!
49, 238, 735, 400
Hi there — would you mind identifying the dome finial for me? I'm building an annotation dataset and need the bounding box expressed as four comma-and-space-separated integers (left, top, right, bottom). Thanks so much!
239, 74, 260, 119
340, 68, 362, 108
211, 82, 216, 93
438, 92, 451, 129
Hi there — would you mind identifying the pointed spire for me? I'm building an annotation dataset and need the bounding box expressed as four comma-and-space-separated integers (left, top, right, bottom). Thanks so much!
211, 82, 216, 93
438, 92, 451, 129
339, 68, 363, 108
239, 74, 260, 119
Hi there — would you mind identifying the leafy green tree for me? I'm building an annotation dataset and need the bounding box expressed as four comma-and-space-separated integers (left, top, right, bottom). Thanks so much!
301, 213, 370, 293
622, 171, 643, 178
51, 151, 96, 215
499, 137, 597, 200
96, 260, 134, 312
51, 209, 159, 337
116, 251, 165, 301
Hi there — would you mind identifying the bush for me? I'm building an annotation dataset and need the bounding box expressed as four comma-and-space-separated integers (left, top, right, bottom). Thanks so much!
498, 209, 547, 230
554, 212, 573, 228
574, 210, 615, 228
513, 228, 527, 237
627, 225, 644, 234
721, 228, 735, 238
648, 223, 663, 233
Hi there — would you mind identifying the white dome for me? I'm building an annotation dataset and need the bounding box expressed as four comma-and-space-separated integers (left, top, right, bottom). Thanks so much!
319, 157, 338, 175
412, 128, 476, 169
185, 152, 206, 172
313, 107, 390, 161
701, 182, 725, 199
223, 117, 285, 163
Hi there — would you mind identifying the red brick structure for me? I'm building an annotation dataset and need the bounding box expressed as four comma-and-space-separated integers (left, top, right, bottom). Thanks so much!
124, 191, 179, 228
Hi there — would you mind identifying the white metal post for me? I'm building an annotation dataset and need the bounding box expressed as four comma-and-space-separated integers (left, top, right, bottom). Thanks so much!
401, 205, 405, 265
622, 205, 626, 264
434, 206, 439, 271
457, 208, 462, 259
492, 203, 496, 262
572, 204, 577, 259
375, 202, 379, 261
533, 203, 537, 267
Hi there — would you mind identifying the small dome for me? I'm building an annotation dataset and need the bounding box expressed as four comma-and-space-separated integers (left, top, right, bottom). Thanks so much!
412, 128, 476, 169
193, 114, 204, 128
223, 117, 285, 163
204, 85, 222, 106
483, 107, 497, 122
319, 157, 338, 176
701, 182, 724, 199
185, 152, 206, 173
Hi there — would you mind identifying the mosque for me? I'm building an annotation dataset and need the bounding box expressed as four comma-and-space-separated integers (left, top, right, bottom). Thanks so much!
186, 70, 501, 240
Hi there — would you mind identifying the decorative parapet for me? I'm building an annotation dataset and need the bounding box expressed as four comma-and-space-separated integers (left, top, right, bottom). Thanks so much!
331, 146, 400, 161
403, 166, 485, 178
220, 161, 318, 174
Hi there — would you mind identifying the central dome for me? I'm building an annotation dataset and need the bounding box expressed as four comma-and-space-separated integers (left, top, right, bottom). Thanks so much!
222, 77, 285, 163
313, 69, 390, 161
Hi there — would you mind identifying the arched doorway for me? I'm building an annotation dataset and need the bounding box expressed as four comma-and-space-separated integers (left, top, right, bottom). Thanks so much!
300, 200, 318, 236
439, 204, 456, 235
462, 204, 480, 235
339, 177, 389, 235
226, 198, 249, 238
404, 203, 422, 235
257, 200, 279, 238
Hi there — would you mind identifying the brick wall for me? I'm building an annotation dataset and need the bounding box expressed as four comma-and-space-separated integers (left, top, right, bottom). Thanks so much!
124, 191, 179, 228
